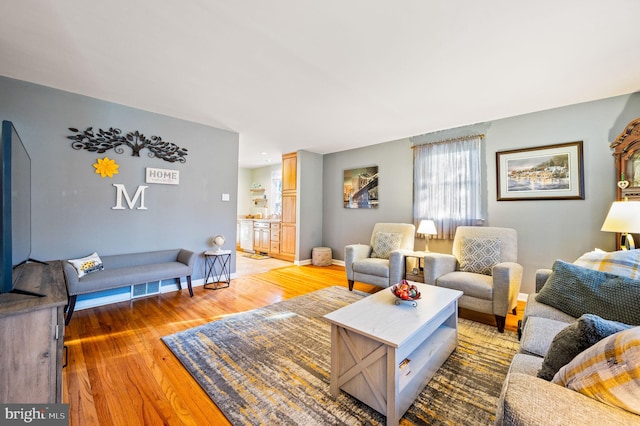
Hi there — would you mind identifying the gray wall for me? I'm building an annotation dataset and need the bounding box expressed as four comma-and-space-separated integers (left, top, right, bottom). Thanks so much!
3, 74, 639, 297
322, 92, 640, 294
237, 168, 253, 217
323, 138, 415, 251
298, 150, 324, 262
0, 77, 239, 282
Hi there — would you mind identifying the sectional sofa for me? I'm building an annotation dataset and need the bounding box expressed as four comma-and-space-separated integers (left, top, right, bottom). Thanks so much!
495, 250, 640, 425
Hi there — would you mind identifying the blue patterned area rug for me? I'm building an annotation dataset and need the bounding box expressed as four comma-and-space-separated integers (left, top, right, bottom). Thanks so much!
162, 286, 519, 425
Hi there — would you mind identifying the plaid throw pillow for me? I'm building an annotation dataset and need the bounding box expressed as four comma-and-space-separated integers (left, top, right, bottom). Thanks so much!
553, 326, 640, 415
574, 249, 640, 279
537, 314, 632, 381
458, 237, 501, 275
370, 232, 402, 259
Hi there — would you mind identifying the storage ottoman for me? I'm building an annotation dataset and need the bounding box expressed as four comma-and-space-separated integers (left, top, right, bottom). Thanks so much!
312, 247, 332, 266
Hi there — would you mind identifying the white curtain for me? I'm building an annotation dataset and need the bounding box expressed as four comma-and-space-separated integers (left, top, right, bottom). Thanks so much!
413, 137, 482, 239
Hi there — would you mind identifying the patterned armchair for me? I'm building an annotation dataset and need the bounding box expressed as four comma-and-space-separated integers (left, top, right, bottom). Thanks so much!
423, 226, 523, 332
344, 223, 416, 290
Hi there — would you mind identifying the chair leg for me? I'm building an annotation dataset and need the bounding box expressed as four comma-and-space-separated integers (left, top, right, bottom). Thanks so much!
495, 315, 506, 333
517, 319, 523, 340
65, 295, 77, 326
186, 276, 193, 297
348, 280, 354, 291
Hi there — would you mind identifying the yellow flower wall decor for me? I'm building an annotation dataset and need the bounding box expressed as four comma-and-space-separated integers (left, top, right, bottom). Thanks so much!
93, 157, 120, 178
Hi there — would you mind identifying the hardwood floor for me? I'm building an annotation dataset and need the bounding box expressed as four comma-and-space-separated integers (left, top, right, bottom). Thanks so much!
62, 264, 523, 425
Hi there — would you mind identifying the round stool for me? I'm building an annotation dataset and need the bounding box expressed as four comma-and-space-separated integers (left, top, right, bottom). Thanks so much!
312, 247, 332, 266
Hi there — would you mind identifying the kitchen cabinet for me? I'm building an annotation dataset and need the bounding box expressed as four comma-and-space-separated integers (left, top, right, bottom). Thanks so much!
253, 221, 270, 254
269, 222, 281, 256
280, 152, 297, 262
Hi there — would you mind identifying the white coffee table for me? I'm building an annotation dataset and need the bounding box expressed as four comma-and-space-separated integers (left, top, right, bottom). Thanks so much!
324, 283, 463, 425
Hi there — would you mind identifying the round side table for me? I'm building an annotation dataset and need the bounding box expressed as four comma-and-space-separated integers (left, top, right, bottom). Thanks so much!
203, 249, 232, 290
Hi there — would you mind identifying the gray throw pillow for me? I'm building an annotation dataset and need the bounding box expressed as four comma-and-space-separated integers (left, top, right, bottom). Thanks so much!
370, 232, 402, 259
458, 237, 501, 275
536, 260, 640, 325
537, 314, 632, 381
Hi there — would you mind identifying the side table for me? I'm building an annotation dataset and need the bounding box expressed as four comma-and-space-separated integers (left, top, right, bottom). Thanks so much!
404, 251, 427, 283
203, 250, 232, 290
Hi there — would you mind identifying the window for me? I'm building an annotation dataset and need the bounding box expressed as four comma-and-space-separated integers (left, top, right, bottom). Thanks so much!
413, 136, 482, 239
270, 170, 282, 216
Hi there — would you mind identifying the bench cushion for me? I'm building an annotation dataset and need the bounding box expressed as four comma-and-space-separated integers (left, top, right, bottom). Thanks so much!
64, 249, 195, 296
70, 261, 191, 295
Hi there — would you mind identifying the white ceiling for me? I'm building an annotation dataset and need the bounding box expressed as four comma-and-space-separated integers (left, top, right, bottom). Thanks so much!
1, 1, 639, 168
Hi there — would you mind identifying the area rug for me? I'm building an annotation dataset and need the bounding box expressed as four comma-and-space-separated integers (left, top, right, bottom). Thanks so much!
162, 286, 520, 425
244, 253, 270, 260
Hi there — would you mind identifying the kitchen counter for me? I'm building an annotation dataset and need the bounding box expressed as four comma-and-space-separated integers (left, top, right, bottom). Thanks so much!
236, 218, 282, 256
237, 217, 281, 223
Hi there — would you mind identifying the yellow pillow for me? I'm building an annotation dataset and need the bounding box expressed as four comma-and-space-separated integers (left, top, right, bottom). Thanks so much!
552, 326, 640, 415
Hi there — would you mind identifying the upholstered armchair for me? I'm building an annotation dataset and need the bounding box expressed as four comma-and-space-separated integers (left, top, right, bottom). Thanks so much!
423, 226, 522, 332
345, 223, 416, 290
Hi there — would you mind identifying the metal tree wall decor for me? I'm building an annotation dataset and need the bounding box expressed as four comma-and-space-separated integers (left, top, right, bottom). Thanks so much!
67, 127, 188, 163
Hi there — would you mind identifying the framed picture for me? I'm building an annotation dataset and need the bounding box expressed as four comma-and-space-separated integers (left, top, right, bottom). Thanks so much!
344, 166, 378, 208
496, 141, 584, 201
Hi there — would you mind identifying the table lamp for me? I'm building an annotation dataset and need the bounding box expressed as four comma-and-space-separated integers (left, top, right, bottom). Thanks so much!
600, 201, 640, 250
417, 219, 437, 251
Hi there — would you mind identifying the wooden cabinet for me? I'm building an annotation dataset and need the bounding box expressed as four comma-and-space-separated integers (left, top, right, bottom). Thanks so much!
280, 152, 297, 262
253, 222, 270, 254
282, 152, 297, 192
611, 117, 640, 200
0, 261, 67, 403
269, 222, 281, 256
608, 118, 640, 249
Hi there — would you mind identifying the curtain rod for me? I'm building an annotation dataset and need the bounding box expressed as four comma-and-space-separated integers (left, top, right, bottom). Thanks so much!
411, 133, 485, 149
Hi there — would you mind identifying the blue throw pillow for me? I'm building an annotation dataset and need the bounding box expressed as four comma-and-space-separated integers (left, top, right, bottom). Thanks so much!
536, 260, 640, 325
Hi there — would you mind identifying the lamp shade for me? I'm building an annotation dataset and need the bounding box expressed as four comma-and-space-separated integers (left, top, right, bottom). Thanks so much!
417, 219, 437, 235
601, 201, 640, 233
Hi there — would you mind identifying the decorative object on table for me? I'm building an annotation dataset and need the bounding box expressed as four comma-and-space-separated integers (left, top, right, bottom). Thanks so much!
496, 141, 584, 201
161, 286, 518, 426
618, 178, 630, 189
391, 280, 421, 306
210, 235, 226, 252
343, 166, 378, 208
67, 126, 188, 163
600, 200, 640, 250
416, 219, 437, 251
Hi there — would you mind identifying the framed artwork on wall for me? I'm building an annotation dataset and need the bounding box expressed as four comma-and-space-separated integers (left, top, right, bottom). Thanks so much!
496, 141, 584, 201
344, 166, 378, 208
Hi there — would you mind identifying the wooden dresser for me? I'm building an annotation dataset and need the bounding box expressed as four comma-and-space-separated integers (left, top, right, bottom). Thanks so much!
0, 261, 67, 403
